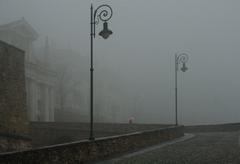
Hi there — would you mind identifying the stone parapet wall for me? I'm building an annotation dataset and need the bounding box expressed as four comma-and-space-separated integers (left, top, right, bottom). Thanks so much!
184, 123, 240, 133
0, 126, 184, 164
30, 122, 171, 147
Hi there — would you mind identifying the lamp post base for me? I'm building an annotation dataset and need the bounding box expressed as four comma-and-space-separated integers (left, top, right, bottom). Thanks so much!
89, 136, 95, 141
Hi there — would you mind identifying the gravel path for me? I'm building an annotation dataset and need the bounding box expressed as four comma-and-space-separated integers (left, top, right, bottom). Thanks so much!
98, 131, 240, 164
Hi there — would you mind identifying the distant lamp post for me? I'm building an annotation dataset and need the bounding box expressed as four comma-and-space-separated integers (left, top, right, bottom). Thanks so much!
175, 52, 189, 126
89, 4, 113, 140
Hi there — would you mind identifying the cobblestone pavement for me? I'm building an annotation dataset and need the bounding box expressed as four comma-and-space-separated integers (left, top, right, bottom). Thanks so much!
98, 131, 240, 164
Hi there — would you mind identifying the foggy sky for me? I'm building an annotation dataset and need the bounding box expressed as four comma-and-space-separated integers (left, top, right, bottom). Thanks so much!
1, 0, 240, 125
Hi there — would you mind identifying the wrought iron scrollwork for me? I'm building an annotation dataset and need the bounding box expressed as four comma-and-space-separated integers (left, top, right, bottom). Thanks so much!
176, 53, 189, 64
94, 4, 113, 24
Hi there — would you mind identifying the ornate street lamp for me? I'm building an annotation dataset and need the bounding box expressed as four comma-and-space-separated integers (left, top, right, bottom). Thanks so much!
175, 52, 189, 126
89, 4, 113, 140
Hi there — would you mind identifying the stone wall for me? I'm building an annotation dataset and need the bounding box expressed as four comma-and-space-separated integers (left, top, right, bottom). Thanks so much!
30, 122, 171, 147
184, 123, 240, 133
0, 126, 184, 164
0, 41, 31, 153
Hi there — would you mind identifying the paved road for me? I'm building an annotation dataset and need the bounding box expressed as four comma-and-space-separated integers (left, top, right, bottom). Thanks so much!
98, 131, 240, 164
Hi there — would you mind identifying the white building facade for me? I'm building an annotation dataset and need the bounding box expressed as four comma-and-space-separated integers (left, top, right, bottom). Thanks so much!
0, 18, 56, 121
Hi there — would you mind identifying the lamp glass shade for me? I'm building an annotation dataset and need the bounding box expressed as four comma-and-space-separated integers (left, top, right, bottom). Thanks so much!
181, 63, 188, 72
99, 22, 113, 39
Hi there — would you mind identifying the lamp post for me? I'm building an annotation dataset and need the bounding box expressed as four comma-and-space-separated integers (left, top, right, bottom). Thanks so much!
175, 52, 189, 126
89, 4, 113, 140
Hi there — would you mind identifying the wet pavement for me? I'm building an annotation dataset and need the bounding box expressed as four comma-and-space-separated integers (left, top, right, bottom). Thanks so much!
97, 131, 240, 164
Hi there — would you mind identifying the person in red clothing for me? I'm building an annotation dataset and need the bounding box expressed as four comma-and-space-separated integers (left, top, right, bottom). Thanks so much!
128, 116, 135, 124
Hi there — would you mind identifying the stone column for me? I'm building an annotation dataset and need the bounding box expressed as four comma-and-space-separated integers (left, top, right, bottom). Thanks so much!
49, 87, 55, 121
29, 80, 37, 121
44, 86, 50, 121
25, 78, 30, 119
34, 82, 39, 121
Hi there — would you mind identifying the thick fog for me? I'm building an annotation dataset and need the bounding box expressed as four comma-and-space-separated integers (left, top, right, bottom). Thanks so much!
1, 0, 240, 125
